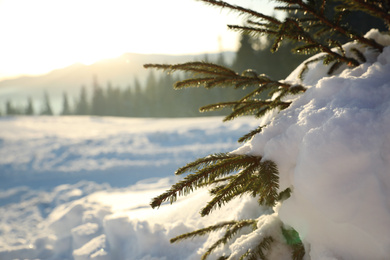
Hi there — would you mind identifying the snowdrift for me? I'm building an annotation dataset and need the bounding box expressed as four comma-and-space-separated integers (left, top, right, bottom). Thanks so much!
0, 116, 260, 259
234, 29, 390, 259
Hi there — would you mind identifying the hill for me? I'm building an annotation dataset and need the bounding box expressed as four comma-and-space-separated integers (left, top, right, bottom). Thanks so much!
0, 52, 234, 113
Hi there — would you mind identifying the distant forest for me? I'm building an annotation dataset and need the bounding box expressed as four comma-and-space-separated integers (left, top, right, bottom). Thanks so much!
2, 35, 306, 117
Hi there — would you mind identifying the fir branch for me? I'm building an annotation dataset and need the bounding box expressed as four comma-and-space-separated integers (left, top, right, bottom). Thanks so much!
209, 183, 227, 195
170, 220, 238, 243
198, 176, 233, 194
174, 77, 238, 89
227, 25, 279, 38
247, 19, 268, 27
320, 0, 326, 15
327, 61, 343, 75
238, 125, 263, 143
196, 0, 282, 25
175, 153, 237, 175
216, 257, 229, 260
292, 243, 306, 260
206, 175, 234, 185
350, 47, 367, 63
239, 236, 274, 260
313, 26, 333, 38
342, 0, 390, 28
222, 102, 271, 121
200, 159, 280, 216
199, 98, 291, 122
298, 55, 326, 79
294, 44, 321, 55
151, 154, 262, 208
200, 162, 260, 216
237, 82, 276, 101
257, 160, 280, 207
286, 0, 384, 51
282, 18, 361, 67
274, 5, 304, 12
145, 62, 293, 92
277, 187, 292, 202
201, 219, 257, 260
200, 100, 271, 112
144, 62, 237, 77
327, 39, 345, 57
289, 84, 307, 95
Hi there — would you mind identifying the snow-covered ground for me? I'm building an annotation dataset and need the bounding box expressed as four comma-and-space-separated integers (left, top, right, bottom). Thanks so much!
0, 116, 260, 260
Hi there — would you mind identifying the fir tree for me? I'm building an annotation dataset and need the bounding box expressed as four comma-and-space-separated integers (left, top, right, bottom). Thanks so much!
25, 97, 34, 115
145, 0, 389, 259
232, 34, 257, 73
5, 100, 19, 115
105, 82, 122, 116
61, 92, 72, 115
75, 85, 89, 115
40, 91, 53, 116
90, 76, 106, 116
121, 85, 133, 117
131, 77, 143, 117
144, 70, 158, 116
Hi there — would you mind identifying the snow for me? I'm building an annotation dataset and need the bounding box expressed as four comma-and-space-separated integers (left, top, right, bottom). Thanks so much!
0, 116, 255, 189
0, 116, 261, 259
1, 29, 390, 260
234, 29, 390, 259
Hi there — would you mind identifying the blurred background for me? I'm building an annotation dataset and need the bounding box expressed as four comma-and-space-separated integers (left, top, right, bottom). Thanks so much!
0, 0, 306, 117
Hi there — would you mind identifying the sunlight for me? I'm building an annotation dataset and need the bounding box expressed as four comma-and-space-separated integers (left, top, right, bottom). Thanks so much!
0, 0, 274, 79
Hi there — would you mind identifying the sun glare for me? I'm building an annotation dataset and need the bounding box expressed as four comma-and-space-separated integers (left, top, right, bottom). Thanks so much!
0, 0, 274, 79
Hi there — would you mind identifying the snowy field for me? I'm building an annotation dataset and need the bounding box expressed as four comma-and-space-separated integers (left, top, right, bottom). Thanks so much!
0, 116, 261, 260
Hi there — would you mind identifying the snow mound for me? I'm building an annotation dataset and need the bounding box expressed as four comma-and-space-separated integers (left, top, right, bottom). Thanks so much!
0, 116, 262, 260
235, 29, 390, 259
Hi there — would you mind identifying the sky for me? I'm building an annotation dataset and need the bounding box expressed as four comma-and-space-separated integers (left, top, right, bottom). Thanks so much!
0, 0, 275, 80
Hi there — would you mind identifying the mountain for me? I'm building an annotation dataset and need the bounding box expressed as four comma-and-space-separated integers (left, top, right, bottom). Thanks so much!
0, 52, 235, 113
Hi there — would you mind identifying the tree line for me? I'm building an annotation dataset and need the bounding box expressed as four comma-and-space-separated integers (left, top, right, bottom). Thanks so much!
1, 35, 306, 118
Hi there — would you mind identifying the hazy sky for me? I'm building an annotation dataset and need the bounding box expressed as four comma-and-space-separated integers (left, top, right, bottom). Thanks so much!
0, 0, 275, 80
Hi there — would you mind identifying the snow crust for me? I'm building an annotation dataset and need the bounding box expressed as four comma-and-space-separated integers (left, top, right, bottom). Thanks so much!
234, 29, 390, 259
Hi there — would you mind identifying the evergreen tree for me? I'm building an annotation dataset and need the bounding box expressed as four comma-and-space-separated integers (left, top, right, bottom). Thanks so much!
90, 76, 106, 116
75, 85, 89, 115
121, 85, 133, 117
131, 77, 143, 117
5, 100, 19, 115
61, 92, 72, 115
106, 83, 123, 116
25, 97, 34, 115
232, 34, 257, 73
216, 52, 227, 67
145, 1, 389, 259
40, 91, 53, 116
144, 70, 158, 116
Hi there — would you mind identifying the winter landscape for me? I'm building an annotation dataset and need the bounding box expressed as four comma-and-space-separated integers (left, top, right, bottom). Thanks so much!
1, 0, 390, 259
1, 29, 389, 260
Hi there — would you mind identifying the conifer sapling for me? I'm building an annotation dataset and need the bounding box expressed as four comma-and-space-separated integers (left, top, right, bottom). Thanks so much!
145, 0, 388, 259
